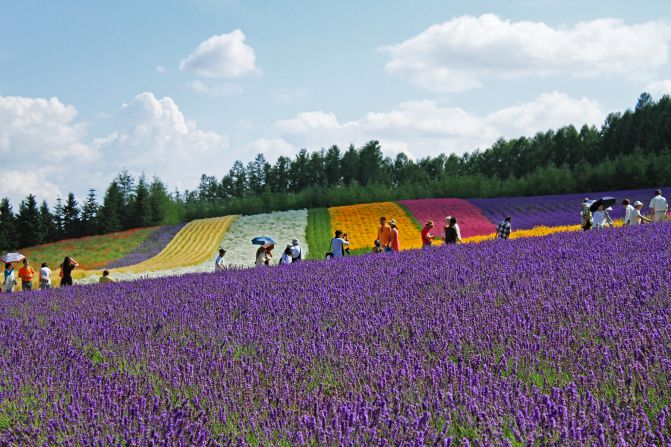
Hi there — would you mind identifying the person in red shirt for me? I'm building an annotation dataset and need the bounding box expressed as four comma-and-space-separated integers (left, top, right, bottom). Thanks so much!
18, 258, 36, 291
421, 221, 435, 248
389, 219, 400, 253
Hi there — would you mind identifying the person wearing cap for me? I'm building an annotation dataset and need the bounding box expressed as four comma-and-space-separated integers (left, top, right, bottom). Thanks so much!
421, 221, 435, 249
496, 217, 512, 240
630, 201, 652, 225
389, 219, 400, 252
215, 248, 226, 272
649, 189, 668, 223
290, 239, 303, 263
377, 217, 392, 252
622, 199, 634, 225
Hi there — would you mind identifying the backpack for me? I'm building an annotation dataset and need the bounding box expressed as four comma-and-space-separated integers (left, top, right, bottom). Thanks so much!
445, 226, 458, 244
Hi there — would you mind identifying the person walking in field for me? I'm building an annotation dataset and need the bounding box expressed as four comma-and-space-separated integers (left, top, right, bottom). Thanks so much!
255, 244, 274, 266
496, 217, 512, 240
444, 216, 461, 244
279, 245, 293, 265
3, 263, 16, 293
39, 262, 51, 290
581, 199, 592, 231
377, 217, 392, 252
59, 256, 79, 287
389, 219, 400, 252
421, 221, 435, 249
622, 199, 634, 225
99, 270, 115, 284
18, 258, 35, 291
592, 204, 613, 229
649, 189, 668, 223
630, 201, 652, 225
290, 239, 303, 263
215, 248, 226, 272
330, 230, 349, 259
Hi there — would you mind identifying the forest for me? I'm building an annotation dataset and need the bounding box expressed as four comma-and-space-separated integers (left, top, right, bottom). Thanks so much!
1, 92, 670, 251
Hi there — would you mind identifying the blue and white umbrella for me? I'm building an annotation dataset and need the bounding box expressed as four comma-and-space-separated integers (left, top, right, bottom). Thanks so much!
251, 236, 276, 246
1, 252, 25, 263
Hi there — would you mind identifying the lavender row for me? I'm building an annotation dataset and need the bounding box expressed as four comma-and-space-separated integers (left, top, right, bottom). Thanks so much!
0, 224, 670, 444
104, 223, 186, 269
469, 186, 670, 229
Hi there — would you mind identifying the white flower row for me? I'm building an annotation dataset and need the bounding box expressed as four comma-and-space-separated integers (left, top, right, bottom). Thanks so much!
76, 209, 308, 284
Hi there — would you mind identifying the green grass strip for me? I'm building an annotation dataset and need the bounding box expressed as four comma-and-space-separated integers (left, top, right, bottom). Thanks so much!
395, 202, 423, 232
306, 208, 333, 259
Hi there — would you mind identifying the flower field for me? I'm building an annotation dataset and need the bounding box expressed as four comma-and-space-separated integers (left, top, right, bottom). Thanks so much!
104, 223, 186, 269
1, 224, 670, 444
397, 198, 495, 238
469, 186, 670, 229
329, 202, 422, 250
217, 209, 308, 266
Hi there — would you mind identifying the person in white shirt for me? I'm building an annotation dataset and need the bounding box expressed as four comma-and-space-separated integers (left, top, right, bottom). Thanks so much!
39, 262, 51, 289
592, 204, 613, 229
330, 230, 349, 258
279, 245, 293, 265
214, 248, 226, 272
630, 201, 652, 225
255, 244, 274, 266
622, 199, 634, 225
649, 189, 668, 223
290, 239, 302, 263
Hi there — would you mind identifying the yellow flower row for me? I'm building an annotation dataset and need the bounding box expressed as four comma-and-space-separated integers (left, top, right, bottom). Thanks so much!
461, 220, 625, 244
329, 202, 422, 250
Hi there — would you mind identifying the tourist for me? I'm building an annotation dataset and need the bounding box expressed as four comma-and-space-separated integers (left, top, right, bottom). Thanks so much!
421, 221, 435, 249
389, 219, 400, 252
444, 216, 461, 244
39, 262, 51, 290
290, 239, 303, 263
377, 217, 392, 252
496, 217, 512, 240
372, 239, 385, 254
18, 258, 35, 291
581, 199, 592, 231
592, 204, 613, 229
59, 256, 79, 287
255, 244, 274, 266
622, 199, 634, 225
3, 263, 15, 293
342, 233, 351, 255
649, 189, 668, 223
279, 245, 293, 265
99, 270, 115, 284
330, 230, 349, 259
215, 248, 226, 272
630, 201, 652, 225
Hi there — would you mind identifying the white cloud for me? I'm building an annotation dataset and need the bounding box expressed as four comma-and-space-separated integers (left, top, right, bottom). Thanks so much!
187, 79, 243, 96
96, 92, 230, 191
384, 14, 671, 92
244, 137, 295, 160
179, 30, 258, 78
645, 80, 671, 98
266, 92, 606, 160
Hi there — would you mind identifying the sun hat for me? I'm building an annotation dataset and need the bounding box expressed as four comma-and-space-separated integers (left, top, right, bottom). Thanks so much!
426, 221, 434, 227
634, 201, 643, 207
389, 219, 397, 225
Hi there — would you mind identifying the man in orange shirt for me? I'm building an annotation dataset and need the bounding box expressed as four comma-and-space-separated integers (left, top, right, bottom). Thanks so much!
18, 258, 36, 291
377, 216, 392, 252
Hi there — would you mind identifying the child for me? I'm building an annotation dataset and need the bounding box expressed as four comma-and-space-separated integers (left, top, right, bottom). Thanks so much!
372, 239, 385, 254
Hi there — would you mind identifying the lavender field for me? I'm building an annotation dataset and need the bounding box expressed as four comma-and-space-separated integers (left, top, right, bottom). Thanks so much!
1, 224, 670, 445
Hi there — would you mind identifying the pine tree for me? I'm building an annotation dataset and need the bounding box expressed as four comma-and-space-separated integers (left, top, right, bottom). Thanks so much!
53, 197, 65, 240
81, 189, 99, 235
38, 200, 57, 244
99, 182, 123, 233
130, 175, 151, 228
0, 198, 17, 252
16, 194, 40, 248
62, 193, 81, 238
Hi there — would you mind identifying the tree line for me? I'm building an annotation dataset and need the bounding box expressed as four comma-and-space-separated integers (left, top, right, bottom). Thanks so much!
1, 92, 670, 251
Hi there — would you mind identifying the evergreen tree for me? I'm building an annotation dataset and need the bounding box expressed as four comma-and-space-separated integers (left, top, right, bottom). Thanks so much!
148, 177, 176, 225
81, 189, 99, 235
62, 193, 81, 238
0, 198, 17, 252
130, 175, 151, 228
16, 194, 40, 248
53, 197, 65, 240
99, 182, 123, 233
38, 200, 57, 244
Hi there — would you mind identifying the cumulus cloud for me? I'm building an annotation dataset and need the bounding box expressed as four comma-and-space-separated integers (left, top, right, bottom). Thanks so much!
267, 92, 606, 160
179, 30, 258, 78
96, 92, 230, 190
187, 79, 243, 96
244, 137, 295, 160
645, 80, 671, 98
384, 14, 671, 92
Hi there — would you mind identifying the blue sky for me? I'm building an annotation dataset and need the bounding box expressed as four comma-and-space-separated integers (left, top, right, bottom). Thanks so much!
1, 0, 670, 204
